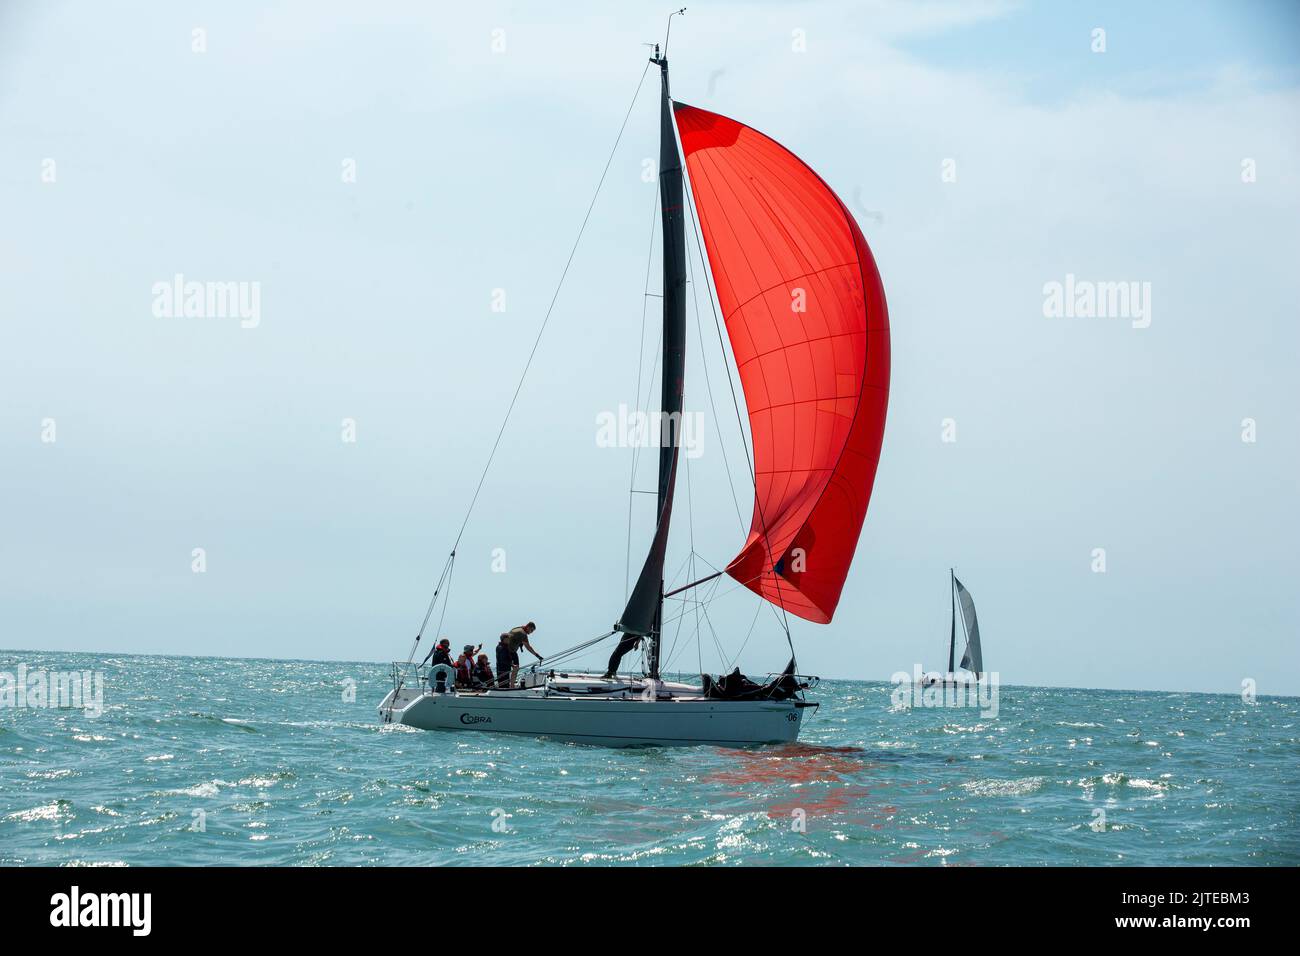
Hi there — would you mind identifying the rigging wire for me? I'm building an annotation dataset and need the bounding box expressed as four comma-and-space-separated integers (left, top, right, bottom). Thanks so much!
656, 172, 770, 679
406, 550, 455, 664
686, 452, 704, 678
681, 159, 798, 662
426, 554, 455, 661
685, 209, 747, 534
529, 629, 618, 671
660, 445, 700, 675
624, 179, 662, 601
448, 60, 652, 555
726, 601, 766, 672
657, 563, 770, 631
678, 232, 750, 676
407, 61, 654, 652
628, 328, 663, 566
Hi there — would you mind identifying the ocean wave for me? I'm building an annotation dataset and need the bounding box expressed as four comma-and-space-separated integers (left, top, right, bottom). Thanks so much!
962, 777, 1047, 797
3, 658, 1298, 866
5, 800, 73, 823
26, 768, 77, 780
160, 780, 231, 798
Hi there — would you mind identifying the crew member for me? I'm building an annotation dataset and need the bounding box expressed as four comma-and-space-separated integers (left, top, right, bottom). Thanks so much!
501, 621, 542, 687
473, 653, 494, 687
425, 638, 453, 668
602, 633, 642, 680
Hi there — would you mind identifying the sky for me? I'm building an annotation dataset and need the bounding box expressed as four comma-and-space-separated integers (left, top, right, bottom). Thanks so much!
1, 0, 1297, 694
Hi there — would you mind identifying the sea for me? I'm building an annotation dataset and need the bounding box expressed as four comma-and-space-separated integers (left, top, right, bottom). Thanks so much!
2, 651, 1297, 866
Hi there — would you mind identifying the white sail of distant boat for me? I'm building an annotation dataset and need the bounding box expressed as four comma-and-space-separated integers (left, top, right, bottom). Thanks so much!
922, 570, 983, 688
955, 576, 982, 675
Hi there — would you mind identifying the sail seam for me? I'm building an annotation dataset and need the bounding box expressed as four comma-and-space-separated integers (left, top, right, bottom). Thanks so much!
734, 328, 865, 379
719, 260, 860, 322
742, 386, 886, 413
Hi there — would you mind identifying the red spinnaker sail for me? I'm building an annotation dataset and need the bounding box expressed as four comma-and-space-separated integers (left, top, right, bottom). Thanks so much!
674, 102, 890, 625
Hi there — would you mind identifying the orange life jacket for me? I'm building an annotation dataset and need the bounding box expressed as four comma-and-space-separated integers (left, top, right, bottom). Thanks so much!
455, 657, 473, 684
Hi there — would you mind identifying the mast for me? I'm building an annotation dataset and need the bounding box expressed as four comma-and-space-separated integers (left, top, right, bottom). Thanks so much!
616, 44, 687, 681
947, 568, 956, 675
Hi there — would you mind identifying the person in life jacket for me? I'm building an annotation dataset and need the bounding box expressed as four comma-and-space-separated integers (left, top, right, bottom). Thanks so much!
454, 644, 480, 687
420, 638, 456, 693
472, 653, 494, 687
425, 638, 453, 668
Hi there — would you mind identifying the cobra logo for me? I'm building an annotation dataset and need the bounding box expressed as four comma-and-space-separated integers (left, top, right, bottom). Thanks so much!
460, 713, 492, 725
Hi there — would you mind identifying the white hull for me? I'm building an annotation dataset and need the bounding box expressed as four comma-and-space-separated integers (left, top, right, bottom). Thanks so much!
378, 677, 807, 747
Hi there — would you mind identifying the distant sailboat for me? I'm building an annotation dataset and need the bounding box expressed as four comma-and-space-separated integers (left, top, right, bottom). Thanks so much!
921, 570, 983, 688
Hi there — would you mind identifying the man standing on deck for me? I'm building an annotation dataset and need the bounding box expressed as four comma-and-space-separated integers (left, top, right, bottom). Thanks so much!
494, 633, 513, 688
501, 621, 542, 688
424, 637, 453, 668
601, 633, 642, 680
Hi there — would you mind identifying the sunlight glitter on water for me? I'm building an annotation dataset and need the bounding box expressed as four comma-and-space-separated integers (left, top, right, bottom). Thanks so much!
1, 652, 1298, 866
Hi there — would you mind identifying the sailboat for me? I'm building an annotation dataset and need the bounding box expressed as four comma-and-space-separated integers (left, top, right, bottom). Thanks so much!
378, 27, 890, 746
921, 571, 983, 688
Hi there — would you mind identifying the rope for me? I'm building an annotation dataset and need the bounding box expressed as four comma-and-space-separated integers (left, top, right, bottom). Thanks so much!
410, 552, 454, 654
625, 180, 661, 601
685, 207, 747, 533
528, 630, 618, 672
681, 160, 797, 663
404, 62, 653, 656
726, 600, 765, 672
449, 60, 652, 555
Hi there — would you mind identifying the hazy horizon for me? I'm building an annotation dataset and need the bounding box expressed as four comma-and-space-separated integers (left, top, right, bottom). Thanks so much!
6, 644, 1300, 700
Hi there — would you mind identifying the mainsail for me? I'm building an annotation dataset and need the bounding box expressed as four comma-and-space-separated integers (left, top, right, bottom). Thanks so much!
955, 576, 982, 674
674, 103, 890, 624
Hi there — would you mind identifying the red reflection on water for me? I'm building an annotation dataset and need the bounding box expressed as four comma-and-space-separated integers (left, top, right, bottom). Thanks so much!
700, 744, 917, 833
703, 743, 876, 788
768, 787, 898, 826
